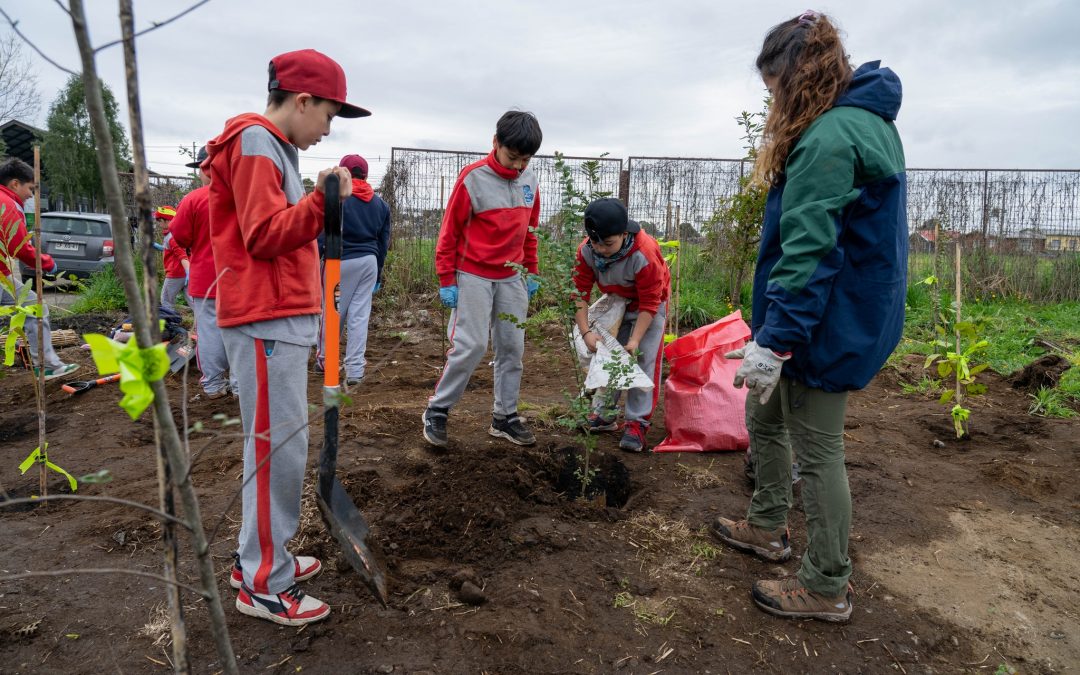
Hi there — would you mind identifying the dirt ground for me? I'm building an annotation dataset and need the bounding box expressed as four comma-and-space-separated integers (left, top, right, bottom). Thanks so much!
1, 310, 1078, 674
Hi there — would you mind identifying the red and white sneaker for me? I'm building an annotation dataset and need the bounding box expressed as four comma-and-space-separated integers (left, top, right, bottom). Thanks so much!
230, 553, 322, 590
235, 583, 330, 626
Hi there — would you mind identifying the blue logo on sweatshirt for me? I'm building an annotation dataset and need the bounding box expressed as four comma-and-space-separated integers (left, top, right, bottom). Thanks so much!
522, 184, 534, 207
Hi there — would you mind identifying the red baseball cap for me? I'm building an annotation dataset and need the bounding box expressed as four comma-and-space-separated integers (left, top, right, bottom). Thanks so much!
268, 49, 370, 118
339, 154, 368, 178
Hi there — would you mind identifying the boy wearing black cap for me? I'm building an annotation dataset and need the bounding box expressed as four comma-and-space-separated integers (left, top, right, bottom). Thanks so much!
316, 153, 390, 385
169, 145, 236, 400
206, 49, 366, 626
573, 197, 671, 452
423, 111, 543, 448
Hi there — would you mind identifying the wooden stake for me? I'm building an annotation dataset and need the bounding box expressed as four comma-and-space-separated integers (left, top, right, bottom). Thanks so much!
33, 146, 46, 498
954, 234, 963, 416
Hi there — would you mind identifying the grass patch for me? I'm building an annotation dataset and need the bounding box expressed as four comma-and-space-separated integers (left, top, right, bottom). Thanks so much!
69, 264, 129, 314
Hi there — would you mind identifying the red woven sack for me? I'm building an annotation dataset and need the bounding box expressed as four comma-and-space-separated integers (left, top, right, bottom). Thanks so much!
653, 310, 751, 453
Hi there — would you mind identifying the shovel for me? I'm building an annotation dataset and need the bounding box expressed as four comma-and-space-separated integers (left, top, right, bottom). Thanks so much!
62, 373, 122, 395
316, 173, 388, 607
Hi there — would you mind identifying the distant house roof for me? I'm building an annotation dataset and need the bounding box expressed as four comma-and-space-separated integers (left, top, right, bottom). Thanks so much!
913, 229, 936, 243
1, 119, 44, 165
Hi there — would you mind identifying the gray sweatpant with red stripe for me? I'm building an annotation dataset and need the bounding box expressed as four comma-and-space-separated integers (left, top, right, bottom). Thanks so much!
223, 322, 315, 595
429, 271, 527, 415
190, 296, 234, 395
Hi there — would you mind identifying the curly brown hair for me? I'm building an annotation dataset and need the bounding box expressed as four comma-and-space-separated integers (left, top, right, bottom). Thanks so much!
751, 12, 852, 187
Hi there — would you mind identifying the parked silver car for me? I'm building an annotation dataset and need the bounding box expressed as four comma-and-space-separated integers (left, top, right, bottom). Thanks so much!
20, 211, 115, 279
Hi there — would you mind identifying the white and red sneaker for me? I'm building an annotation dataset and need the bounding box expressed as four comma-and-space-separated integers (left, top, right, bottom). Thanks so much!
235, 583, 330, 626
230, 553, 322, 590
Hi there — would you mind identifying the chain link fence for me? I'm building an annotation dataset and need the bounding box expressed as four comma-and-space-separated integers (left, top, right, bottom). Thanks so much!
369, 148, 1080, 302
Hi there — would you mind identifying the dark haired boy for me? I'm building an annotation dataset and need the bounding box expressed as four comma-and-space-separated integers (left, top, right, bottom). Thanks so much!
0, 157, 78, 380
423, 111, 542, 447
573, 198, 670, 452
206, 49, 366, 626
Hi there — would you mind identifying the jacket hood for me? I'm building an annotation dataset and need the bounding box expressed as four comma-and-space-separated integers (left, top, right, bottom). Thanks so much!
206, 113, 291, 158
835, 60, 902, 121
351, 178, 373, 202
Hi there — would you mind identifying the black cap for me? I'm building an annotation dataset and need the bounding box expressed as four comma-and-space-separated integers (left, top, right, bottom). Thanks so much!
584, 197, 640, 241
184, 146, 208, 169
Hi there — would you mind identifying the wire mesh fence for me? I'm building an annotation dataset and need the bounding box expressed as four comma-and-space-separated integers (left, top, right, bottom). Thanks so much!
626, 157, 750, 241
374, 148, 1080, 302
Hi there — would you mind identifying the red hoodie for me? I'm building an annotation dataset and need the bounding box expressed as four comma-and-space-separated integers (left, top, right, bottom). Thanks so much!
206, 113, 326, 328
434, 152, 539, 287
0, 184, 53, 277
162, 230, 188, 279
168, 185, 216, 297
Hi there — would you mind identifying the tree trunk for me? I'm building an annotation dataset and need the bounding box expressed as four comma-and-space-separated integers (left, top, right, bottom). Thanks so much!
66, 1, 237, 672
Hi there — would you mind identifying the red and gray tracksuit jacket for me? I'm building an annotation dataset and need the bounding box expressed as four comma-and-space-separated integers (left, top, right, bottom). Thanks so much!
205, 113, 326, 328
573, 233, 671, 314
168, 185, 216, 298
162, 230, 188, 279
434, 152, 539, 286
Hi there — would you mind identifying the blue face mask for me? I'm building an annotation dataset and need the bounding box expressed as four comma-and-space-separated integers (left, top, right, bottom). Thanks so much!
587, 232, 635, 272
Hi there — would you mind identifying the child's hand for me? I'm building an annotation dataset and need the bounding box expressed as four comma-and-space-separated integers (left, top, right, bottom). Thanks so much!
625, 339, 640, 355
583, 331, 600, 352
439, 285, 458, 308
316, 167, 353, 199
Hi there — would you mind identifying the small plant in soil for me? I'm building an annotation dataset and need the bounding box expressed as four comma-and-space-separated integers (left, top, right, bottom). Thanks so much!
924, 311, 990, 438
1028, 386, 1077, 418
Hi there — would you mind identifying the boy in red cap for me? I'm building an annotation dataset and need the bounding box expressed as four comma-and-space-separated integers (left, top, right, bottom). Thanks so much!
206, 48, 367, 626
0, 157, 79, 380
155, 205, 188, 312
169, 146, 236, 400
316, 153, 390, 385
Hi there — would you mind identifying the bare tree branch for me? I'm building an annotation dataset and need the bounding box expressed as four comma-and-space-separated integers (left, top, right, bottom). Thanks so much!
0, 33, 42, 121
0, 494, 191, 529
0, 8, 78, 76
0, 568, 208, 598
93, 0, 211, 53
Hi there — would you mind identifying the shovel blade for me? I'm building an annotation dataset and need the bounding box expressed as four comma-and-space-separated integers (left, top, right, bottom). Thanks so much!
316, 480, 388, 607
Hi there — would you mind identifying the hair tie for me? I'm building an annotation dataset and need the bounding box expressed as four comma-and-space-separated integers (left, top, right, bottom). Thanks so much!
797, 9, 819, 25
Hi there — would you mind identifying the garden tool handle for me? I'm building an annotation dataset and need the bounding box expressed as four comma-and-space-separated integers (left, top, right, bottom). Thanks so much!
323, 174, 342, 390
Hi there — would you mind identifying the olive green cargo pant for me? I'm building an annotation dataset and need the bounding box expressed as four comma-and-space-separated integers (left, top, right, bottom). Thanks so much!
745, 377, 851, 597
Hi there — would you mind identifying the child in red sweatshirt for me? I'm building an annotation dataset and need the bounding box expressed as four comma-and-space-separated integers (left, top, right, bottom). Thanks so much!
422, 111, 542, 448
206, 49, 366, 626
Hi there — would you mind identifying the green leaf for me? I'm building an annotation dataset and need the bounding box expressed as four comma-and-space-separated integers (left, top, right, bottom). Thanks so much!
79, 469, 113, 484
923, 354, 938, 370
937, 361, 954, 378
938, 389, 955, 404
966, 383, 988, 396
83, 333, 170, 420
969, 363, 989, 376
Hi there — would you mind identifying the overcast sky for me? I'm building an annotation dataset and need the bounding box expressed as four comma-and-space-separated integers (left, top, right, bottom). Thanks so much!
6, 0, 1079, 184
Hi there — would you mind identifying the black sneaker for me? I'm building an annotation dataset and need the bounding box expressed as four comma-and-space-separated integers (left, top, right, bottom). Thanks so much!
489, 412, 536, 446
422, 407, 449, 447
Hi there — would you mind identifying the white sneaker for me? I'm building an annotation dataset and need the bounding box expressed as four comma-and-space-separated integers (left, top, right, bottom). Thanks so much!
235, 583, 330, 626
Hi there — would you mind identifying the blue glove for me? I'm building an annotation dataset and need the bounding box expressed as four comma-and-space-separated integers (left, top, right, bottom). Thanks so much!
372, 281, 381, 295
725, 340, 791, 405
526, 277, 540, 299
439, 285, 458, 308
152, 242, 165, 251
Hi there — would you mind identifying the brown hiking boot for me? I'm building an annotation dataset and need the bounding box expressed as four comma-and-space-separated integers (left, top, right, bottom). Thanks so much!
710, 516, 791, 562
752, 577, 852, 623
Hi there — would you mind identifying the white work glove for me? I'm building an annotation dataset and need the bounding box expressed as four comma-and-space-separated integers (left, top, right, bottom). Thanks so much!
725, 340, 791, 405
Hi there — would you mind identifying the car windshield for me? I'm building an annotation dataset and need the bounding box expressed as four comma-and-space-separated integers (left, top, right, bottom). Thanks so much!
39, 217, 110, 237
